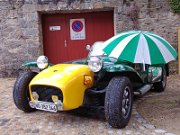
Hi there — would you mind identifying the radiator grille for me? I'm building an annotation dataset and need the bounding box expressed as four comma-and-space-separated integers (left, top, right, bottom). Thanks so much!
31, 85, 63, 102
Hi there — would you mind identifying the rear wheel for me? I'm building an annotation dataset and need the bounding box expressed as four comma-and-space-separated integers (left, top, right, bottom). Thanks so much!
153, 68, 167, 92
13, 72, 37, 112
105, 76, 133, 128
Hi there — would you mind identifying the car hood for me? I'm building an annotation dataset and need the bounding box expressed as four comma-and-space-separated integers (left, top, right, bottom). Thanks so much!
30, 64, 94, 89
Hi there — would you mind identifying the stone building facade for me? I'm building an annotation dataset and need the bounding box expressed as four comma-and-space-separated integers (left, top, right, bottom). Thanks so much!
0, 0, 179, 77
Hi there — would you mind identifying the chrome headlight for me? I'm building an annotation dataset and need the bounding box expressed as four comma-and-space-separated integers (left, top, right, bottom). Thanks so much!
37, 55, 48, 69
88, 57, 102, 72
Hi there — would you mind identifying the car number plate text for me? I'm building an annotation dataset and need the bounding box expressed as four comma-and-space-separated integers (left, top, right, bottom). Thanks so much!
35, 101, 57, 112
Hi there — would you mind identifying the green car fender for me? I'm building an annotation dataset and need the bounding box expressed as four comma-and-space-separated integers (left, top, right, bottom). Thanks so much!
22, 61, 38, 68
22, 61, 53, 68
103, 64, 143, 83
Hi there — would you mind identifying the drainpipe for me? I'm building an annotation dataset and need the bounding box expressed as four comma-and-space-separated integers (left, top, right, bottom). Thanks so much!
178, 26, 180, 74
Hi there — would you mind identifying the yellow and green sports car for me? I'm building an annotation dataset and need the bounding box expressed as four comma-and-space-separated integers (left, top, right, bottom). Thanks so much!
13, 42, 169, 128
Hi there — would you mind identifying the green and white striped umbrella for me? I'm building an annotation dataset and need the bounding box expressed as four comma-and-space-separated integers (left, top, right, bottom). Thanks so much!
103, 30, 177, 65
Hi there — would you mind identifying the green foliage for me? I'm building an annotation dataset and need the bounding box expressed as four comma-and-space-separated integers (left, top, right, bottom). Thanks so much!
169, 0, 180, 13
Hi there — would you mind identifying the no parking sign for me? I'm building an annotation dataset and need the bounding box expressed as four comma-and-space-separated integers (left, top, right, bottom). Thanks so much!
70, 18, 86, 40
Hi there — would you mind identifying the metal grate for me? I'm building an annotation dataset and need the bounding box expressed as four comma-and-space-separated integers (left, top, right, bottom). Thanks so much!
31, 85, 63, 102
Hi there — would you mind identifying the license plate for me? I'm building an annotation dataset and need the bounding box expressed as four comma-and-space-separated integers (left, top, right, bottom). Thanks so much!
35, 101, 57, 112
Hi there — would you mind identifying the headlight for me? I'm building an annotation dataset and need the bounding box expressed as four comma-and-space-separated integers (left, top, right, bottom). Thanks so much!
32, 92, 39, 100
88, 57, 102, 72
37, 55, 48, 69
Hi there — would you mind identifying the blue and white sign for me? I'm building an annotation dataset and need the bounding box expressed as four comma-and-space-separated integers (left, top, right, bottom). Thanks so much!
70, 18, 86, 40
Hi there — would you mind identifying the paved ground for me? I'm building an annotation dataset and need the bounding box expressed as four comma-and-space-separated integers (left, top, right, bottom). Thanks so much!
137, 75, 180, 135
0, 78, 178, 135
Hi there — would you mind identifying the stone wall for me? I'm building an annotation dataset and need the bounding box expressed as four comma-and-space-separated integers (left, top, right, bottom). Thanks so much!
118, 0, 180, 74
0, 0, 179, 77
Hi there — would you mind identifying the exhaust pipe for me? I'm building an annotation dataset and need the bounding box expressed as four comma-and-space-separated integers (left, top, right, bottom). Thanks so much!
134, 84, 152, 96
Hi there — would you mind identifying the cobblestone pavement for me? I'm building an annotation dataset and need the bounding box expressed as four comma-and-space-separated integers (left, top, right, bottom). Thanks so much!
0, 78, 176, 135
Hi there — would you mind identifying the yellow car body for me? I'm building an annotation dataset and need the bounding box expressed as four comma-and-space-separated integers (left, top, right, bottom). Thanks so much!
29, 64, 94, 110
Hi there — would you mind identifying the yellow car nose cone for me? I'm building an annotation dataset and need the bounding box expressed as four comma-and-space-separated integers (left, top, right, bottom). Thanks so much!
29, 64, 94, 110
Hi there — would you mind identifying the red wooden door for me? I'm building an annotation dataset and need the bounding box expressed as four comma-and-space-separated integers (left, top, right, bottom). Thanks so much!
42, 11, 114, 64
42, 14, 69, 63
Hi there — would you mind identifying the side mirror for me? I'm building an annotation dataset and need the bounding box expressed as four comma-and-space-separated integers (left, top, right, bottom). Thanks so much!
86, 45, 91, 51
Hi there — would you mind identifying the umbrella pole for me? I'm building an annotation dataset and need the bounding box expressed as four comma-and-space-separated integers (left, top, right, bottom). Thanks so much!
143, 60, 146, 71
178, 27, 180, 75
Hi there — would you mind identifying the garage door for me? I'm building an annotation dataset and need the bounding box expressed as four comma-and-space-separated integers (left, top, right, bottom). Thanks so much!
42, 11, 114, 64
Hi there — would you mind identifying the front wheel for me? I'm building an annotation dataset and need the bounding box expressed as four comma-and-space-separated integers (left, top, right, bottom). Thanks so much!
105, 76, 133, 128
13, 72, 37, 112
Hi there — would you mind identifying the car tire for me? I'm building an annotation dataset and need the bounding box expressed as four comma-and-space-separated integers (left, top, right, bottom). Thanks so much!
13, 72, 37, 112
153, 69, 167, 92
105, 76, 133, 128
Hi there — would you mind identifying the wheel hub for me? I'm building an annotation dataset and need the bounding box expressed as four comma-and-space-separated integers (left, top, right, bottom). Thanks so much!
122, 86, 131, 118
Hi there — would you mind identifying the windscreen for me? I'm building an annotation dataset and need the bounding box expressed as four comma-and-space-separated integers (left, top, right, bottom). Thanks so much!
89, 41, 106, 57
